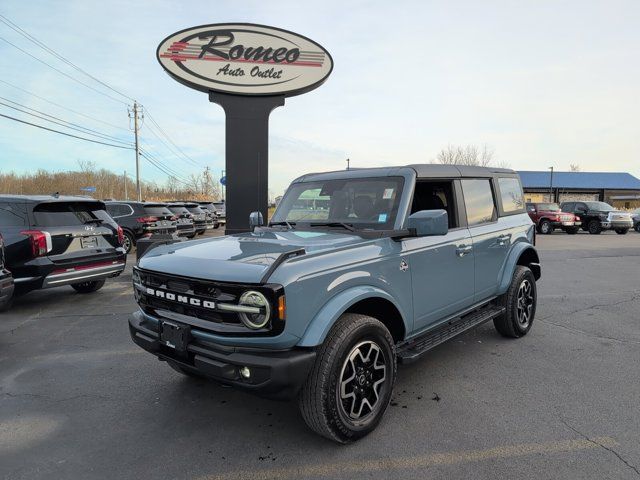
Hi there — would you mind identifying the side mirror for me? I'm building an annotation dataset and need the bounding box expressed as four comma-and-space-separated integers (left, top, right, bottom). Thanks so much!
407, 209, 448, 236
249, 211, 264, 230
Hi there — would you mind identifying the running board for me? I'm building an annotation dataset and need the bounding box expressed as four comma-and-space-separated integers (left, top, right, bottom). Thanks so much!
397, 304, 505, 364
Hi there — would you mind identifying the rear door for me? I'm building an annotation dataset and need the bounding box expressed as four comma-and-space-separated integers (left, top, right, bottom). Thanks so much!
30, 201, 121, 262
461, 178, 509, 302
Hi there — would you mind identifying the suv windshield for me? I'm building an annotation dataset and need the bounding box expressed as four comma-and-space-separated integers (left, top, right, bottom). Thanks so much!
584, 201, 614, 211
536, 203, 560, 211
272, 176, 404, 230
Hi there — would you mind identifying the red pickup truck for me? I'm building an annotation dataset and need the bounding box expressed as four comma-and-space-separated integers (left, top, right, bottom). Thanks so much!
526, 202, 581, 234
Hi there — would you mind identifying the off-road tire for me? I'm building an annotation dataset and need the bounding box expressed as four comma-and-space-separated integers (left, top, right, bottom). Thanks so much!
564, 227, 579, 234
588, 220, 602, 235
298, 313, 396, 443
214, 224, 220, 229
167, 360, 205, 378
71, 279, 106, 293
122, 231, 135, 254
493, 266, 537, 338
614, 228, 628, 235
538, 219, 553, 234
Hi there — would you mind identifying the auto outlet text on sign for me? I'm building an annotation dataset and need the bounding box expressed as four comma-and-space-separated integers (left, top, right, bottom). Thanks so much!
156, 23, 333, 96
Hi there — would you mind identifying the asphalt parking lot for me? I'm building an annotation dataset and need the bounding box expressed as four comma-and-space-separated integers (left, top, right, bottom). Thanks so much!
1, 230, 639, 480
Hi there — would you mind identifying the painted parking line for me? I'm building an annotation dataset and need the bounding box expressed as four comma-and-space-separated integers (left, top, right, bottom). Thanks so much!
199, 436, 617, 480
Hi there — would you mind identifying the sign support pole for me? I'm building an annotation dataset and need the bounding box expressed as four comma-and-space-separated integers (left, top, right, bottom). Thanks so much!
210, 92, 285, 235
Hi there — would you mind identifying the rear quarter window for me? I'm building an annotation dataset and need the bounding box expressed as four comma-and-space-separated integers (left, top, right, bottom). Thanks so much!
0, 202, 28, 226
144, 205, 173, 216
497, 177, 525, 215
461, 179, 497, 226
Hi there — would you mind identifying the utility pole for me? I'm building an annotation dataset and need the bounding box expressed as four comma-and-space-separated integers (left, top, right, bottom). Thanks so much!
128, 101, 143, 201
346, 158, 350, 170
124, 170, 128, 200
548, 166, 554, 203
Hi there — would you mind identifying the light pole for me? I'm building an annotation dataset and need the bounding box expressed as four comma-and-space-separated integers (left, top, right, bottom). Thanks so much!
548, 166, 554, 202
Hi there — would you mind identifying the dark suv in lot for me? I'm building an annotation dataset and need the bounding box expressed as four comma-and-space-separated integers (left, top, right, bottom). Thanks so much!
166, 203, 197, 238
0, 195, 126, 308
560, 201, 633, 234
0, 233, 14, 311
195, 202, 220, 230
183, 203, 210, 236
105, 201, 178, 253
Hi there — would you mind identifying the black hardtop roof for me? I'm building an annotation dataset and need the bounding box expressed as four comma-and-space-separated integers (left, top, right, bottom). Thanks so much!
292, 164, 518, 183
0, 194, 104, 204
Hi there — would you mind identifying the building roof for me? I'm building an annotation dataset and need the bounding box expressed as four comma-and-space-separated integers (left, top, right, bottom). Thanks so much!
518, 171, 640, 190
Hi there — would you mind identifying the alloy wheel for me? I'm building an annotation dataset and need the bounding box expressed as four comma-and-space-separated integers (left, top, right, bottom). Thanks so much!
338, 340, 387, 422
516, 279, 534, 329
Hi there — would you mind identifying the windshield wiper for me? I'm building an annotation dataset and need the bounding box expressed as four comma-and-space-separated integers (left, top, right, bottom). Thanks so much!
310, 222, 356, 232
268, 221, 296, 229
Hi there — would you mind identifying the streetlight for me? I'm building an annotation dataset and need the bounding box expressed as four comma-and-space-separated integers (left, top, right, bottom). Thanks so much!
548, 166, 554, 202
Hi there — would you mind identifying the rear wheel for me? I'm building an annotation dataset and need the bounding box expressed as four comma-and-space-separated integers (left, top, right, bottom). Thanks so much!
564, 227, 579, 234
298, 314, 396, 443
122, 231, 135, 254
614, 228, 628, 235
71, 279, 105, 293
588, 220, 602, 234
494, 266, 537, 338
538, 219, 553, 234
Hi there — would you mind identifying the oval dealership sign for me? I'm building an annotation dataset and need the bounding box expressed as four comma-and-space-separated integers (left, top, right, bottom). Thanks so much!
156, 23, 333, 97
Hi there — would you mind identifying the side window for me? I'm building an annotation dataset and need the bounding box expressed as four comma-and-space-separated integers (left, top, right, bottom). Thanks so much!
461, 179, 497, 226
497, 177, 524, 214
410, 181, 458, 228
0, 202, 27, 226
106, 204, 119, 216
562, 203, 574, 212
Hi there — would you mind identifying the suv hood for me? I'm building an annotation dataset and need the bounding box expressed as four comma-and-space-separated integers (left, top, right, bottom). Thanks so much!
138, 230, 366, 283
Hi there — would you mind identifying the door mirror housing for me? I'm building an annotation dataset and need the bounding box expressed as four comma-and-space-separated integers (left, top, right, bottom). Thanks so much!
249, 211, 264, 230
407, 209, 448, 236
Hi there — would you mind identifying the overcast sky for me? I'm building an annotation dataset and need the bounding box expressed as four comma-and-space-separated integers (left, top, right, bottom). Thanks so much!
1, 0, 638, 195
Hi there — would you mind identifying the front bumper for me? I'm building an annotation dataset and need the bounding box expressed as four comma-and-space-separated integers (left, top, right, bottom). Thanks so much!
551, 221, 581, 228
600, 220, 633, 229
129, 310, 316, 399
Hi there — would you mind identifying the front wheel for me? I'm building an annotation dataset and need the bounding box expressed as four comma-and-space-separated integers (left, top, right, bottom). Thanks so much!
494, 266, 537, 338
614, 228, 628, 235
588, 220, 602, 234
538, 219, 553, 234
298, 314, 396, 443
71, 279, 105, 293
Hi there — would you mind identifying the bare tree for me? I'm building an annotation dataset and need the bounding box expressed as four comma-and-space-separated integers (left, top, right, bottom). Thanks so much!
569, 164, 580, 172
435, 144, 498, 167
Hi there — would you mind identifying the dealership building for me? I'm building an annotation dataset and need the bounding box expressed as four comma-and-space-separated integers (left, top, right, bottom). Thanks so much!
518, 171, 640, 209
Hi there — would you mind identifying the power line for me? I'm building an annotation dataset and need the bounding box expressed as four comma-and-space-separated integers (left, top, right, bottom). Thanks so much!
0, 96, 134, 146
0, 78, 129, 132
0, 112, 135, 149
140, 151, 191, 186
144, 110, 201, 167
0, 36, 129, 106
0, 14, 134, 103
139, 147, 191, 183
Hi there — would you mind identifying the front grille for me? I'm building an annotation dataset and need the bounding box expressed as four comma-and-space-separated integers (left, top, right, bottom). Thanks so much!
134, 268, 284, 336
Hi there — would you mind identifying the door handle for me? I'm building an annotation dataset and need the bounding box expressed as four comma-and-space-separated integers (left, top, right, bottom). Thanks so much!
456, 245, 473, 257
497, 234, 511, 246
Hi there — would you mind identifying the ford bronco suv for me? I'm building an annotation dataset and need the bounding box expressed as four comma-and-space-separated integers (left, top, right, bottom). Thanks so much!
526, 202, 581, 234
129, 165, 540, 443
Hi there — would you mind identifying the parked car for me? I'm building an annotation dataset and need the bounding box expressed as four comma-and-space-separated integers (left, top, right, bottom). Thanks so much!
631, 208, 640, 233
195, 201, 220, 230
526, 202, 581, 234
0, 195, 126, 307
182, 203, 209, 235
560, 201, 633, 234
129, 165, 540, 443
105, 201, 178, 254
0, 233, 15, 312
166, 203, 197, 238
212, 201, 226, 224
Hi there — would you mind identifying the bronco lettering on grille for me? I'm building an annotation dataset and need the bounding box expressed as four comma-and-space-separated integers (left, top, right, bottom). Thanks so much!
145, 287, 216, 310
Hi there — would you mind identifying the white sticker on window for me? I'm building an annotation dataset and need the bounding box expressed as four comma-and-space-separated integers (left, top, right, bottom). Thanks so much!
378, 213, 388, 223
382, 188, 394, 199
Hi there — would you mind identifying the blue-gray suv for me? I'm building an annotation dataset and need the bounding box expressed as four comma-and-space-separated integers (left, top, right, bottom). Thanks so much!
129, 165, 541, 443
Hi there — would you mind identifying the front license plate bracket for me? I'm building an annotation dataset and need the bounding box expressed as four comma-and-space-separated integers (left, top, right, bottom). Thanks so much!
160, 321, 190, 351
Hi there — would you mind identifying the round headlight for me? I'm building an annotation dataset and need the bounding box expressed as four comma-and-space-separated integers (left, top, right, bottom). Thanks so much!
238, 290, 270, 329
